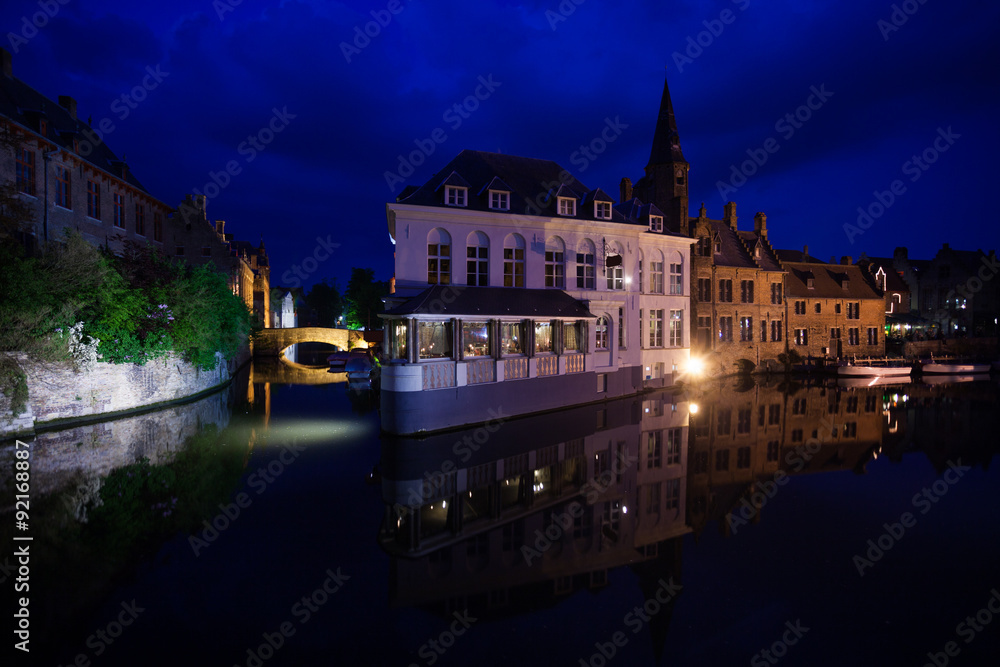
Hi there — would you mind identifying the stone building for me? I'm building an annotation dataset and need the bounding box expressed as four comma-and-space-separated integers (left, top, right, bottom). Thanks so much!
627, 79, 788, 372
776, 253, 885, 358
0, 48, 172, 254
0, 47, 270, 325
892, 244, 999, 337
857, 253, 916, 338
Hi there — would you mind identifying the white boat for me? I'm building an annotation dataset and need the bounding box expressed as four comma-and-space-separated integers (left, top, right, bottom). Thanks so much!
345, 355, 377, 380
835, 358, 913, 377
837, 376, 913, 389
921, 362, 990, 374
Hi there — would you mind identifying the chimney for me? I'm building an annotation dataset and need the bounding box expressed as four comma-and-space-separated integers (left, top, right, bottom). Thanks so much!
699, 202, 707, 218
942, 242, 950, 250
1, 48, 11, 78
724, 201, 737, 230
215, 220, 226, 237
754, 212, 767, 239
619, 177, 632, 203
194, 194, 206, 218
58, 95, 77, 120
830, 256, 836, 264
841, 256, 852, 265
893, 246, 908, 260
803, 244, 809, 258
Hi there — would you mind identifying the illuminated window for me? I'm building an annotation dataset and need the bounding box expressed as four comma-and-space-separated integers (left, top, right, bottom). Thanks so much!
649, 309, 664, 348
427, 228, 451, 285
544, 237, 565, 288
418, 321, 453, 359
595, 316, 609, 350
503, 234, 525, 287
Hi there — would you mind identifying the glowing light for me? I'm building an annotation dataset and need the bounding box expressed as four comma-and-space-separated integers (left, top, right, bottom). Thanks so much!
441, 501, 447, 509
689, 403, 700, 415
622, 506, 628, 514
684, 356, 705, 377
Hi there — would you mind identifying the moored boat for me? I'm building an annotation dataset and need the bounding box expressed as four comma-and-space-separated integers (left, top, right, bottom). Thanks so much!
921, 356, 990, 374
835, 357, 913, 377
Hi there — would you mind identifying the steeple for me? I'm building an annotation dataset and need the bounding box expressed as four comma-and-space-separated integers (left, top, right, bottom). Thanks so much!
648, 75, 686, 166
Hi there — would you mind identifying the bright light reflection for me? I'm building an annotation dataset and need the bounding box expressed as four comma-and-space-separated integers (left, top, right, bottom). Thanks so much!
689, 403, 700, 415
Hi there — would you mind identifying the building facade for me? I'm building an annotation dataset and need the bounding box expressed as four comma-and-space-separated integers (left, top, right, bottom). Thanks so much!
0, 47, 270, 325
383, 150, 693, 434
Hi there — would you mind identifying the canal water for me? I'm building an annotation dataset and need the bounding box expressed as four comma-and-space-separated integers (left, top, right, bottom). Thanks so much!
5, 358, 1000, 667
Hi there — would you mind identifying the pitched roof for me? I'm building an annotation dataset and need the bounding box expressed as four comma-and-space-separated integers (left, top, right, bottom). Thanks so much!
783, 261, 882, 299
647, 77, 687, 165
775, 248, 824, 263
857, 256, 910, 293
701, 219, 756, 269
0, 58, 156, 197
383, 285, 596, 319
736, 230, 783, 271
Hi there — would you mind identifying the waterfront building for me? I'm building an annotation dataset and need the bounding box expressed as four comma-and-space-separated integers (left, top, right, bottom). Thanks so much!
382, 149, 693, 434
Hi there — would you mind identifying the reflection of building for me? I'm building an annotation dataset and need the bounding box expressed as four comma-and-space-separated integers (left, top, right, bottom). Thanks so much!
382, 149, 693, 434
685, 378, 884, 537
379, 392, 692, 627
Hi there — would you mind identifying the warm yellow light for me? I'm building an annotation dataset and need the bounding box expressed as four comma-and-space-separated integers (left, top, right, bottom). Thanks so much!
685, 356, 705, 377
689, 403, 700, 415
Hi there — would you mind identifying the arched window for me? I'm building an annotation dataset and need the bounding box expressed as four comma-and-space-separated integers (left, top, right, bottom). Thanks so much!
503, 233, 525, 287
427, 228, 451, 285
669, 252, 683, 295
606, 242, 624, 290
650, 249, 664, 294
466, 231, 489, 286
545, 236, 565, 288
576, 239, 596, 289
595, 315, 609, 351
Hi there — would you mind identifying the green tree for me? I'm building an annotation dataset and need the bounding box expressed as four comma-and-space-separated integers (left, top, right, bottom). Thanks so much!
343, 267, 387, 330
304, 279, 343, 327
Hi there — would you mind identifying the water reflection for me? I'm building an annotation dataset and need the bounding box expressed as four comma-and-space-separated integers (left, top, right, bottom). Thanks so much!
377, 375, 1000, 642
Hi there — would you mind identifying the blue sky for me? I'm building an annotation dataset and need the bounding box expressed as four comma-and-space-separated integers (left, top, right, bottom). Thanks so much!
3, 0, 998, 288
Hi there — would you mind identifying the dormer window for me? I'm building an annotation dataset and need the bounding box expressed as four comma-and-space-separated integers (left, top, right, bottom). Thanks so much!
557, 197, 576, 216
595, 201, 611, 220
714, 236, 721, 254
807, 277, 815, 289
842, 279, 850, 291
445, 186, 467, 207
489, 190, 509, 211
649, 215, 663, 232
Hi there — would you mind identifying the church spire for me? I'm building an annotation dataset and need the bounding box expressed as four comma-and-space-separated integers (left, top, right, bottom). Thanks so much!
648, 75, 686, 166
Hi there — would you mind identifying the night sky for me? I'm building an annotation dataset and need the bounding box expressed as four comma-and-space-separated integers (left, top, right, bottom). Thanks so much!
3, 0, 998, 290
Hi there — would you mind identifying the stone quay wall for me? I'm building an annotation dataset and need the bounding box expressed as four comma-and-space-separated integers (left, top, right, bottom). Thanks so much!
0, 347, 249, 440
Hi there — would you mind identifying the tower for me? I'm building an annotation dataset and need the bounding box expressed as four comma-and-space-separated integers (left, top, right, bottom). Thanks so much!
632, 76, 690, 235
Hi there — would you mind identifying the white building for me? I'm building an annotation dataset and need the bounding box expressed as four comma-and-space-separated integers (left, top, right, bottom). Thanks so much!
382, 150, 693, 434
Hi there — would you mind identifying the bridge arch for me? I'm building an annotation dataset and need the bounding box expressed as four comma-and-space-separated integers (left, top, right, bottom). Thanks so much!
253, 327, 367, 356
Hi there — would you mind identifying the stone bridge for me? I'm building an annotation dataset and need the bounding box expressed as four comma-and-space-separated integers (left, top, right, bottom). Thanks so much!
253, 327, 366, 356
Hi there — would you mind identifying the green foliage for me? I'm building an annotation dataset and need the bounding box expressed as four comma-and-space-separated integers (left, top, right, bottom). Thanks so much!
776, 349, 804, 371
344, 267, 388, 330
304, 279, 342, 327
165, 264, 252, 369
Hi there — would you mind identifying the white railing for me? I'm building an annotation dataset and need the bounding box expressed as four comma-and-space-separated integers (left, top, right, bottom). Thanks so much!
537, 355, 558, 377
422, 362, 455, 390
466, 358, 495, 385
565, 353, 585, 374
504, 357, 528, 380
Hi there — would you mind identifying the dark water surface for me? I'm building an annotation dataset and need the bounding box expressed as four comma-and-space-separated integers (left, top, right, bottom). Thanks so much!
9, 362, 1000, 667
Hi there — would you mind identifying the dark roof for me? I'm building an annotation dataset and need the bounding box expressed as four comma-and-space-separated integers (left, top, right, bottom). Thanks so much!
857, 256, 910, 293
383, 285, 596, 318
783, 261, 881, 299
701, 219, 756, 269
647, 77, 687, 166
736, 230, 783, 271
775, 248, 825, 263
0, 59, 155, 197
